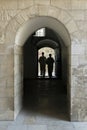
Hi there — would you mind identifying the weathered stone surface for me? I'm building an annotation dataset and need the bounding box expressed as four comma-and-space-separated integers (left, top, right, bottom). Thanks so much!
0, 110, 14, 120
0, 29, 5, 44
0, 54, 7, 64
0, 78, 6, 88
48, 6, 60, 18
71, 55, 79, 67
0, 45, 7, 54
29, 5, 39, 17
14, 45, 22, 54
69, 10, 85, 21
76, 21, 87, 33
5, 26, 16, 45
0, 87, 14, 98
0, 64, 7, 78
0, 98, 13, 111
6, 76, 14, 87
0, 10, 19, 21
71, 0, 87, 9
66, 20, 78, 33
35, 0, 50, 5
0, 1, 87, 122
0, 0, 17, 9
58, 10, 71, 24
14, 54, 22, 65
51, 0, 72, 9
71, 44, 85, 55
18, 0, 33, 9
39, 5, 48, 16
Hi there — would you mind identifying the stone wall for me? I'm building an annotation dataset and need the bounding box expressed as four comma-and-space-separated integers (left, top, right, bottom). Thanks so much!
14, 45, 23, 119
0, 0, 87, 121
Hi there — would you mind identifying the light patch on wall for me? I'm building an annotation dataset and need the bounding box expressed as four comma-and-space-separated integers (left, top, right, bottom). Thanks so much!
34, 28, 45, 37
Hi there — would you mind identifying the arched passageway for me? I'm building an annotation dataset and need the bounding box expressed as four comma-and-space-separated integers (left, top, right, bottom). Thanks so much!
37, 38, 62, 79
23, 27, 68, 120
14, 16, 71, 120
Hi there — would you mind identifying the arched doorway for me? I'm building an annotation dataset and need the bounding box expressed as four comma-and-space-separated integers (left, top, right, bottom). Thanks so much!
38, 47, 55, 77
36, 38, 61, 79
14, 16, 71, 119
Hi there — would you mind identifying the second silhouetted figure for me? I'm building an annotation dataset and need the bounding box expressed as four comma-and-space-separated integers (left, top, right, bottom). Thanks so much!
46, 54, 54, 78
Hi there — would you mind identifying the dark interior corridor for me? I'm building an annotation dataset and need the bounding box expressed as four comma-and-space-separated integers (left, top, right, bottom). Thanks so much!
23, 79, 68, 120
22, 27, 69, 120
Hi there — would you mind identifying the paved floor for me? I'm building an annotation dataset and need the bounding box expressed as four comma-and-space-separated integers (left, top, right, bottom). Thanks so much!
1, 109, 87, 130
1, 79, 87, 130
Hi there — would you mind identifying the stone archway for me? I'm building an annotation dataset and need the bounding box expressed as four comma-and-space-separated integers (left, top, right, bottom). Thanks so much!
14, 16, 71, 119
37, 39, 59, 77
4, 5, 82, 121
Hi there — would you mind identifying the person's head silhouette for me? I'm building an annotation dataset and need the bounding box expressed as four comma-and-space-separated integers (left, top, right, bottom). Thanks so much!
42, 52, 44, 56
49, 54, 52, 57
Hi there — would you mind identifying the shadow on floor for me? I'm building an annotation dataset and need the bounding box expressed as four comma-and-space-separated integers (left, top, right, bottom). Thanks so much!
22, 78, 69, 121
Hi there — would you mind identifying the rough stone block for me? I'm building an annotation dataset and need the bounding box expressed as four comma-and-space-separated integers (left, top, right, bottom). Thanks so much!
35, 0, 50, 5
15, 14, 26, 25
0, 98, 13, 111
71, 31, 81, 44
51, 0, 72, 9
5, 28, 16, 45
18, 0, 33, 9
0, 78, 6, 88
6, 55, 14, 66
77, 99, 87, 121
29, 5, 39, 17
39, 5, 48, 16
77, 21, 87, 33
66, 20, 78, 34
0, 0, 17, 9
0, 110, 14, 120
0, 10, 19, 22
0, 29, 5, 44
7, 76, 14, 87
0, 64, 7, 78
69, 10, 85, 21
71, 98, 81, 121
71, 55, 79, 67
6, 65, 14, 77
0, 46, 6, 54
0, 87, 14, 98
71, 44, 85, 55
78, 55, 87, 65
48, 6, 60, 18
0, 54, 6, 65
71, 0, 86, 9
58, 10, 71, 24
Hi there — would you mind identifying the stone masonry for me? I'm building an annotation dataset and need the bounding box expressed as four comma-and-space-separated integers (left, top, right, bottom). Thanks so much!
0, 0, 87, 121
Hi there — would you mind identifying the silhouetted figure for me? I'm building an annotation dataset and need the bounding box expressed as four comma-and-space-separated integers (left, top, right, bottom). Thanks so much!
38, 52, 46, 77
46, 54, 54, 78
